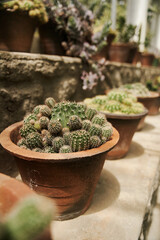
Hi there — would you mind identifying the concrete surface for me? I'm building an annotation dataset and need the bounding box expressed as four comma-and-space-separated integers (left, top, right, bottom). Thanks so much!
51, 114, 160, 240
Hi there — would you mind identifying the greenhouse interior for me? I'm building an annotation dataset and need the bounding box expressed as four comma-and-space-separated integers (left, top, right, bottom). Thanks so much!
0, 0, 160, 239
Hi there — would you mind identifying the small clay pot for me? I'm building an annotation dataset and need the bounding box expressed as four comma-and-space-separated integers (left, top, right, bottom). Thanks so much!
127, 44, 138, 64
140, 52, 155, 67
103, 110, 148, 160
0, 121, 119, 221
137, 91, 160, 115
0, 10, 37, 52
108, 43, 131, 63
136, 109, 148, 131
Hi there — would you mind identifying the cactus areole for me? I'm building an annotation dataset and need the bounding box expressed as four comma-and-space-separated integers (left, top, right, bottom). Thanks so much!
0, 98, 119, 220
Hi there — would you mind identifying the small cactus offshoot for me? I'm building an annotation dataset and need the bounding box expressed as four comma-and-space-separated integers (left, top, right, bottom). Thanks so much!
18, 98, 113, 153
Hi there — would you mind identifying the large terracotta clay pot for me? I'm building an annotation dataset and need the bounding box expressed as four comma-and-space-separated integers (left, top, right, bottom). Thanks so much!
39, 20, 65, 55
136, 108, 148, 131
0, 121, 119, 221
103, 110, 148, 160
140, 52, 155, 67
127, 44, 138, 64
108, 43, 131, 63
137, 91, 160, 115
0, 11, 37, 52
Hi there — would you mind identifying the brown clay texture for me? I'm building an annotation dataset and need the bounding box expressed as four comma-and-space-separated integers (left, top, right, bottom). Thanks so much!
0, 11, 36, 52
140, 53, 155, 66
138, 91, 160, 115
104, 110, 148, 160
0, 121, 119, 220
108, 43, 131, 63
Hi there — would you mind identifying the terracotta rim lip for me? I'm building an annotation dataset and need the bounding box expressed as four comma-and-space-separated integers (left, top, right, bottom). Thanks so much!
100, 108, 148, 120
137, 91, 160, 99
0, 121, 119, 163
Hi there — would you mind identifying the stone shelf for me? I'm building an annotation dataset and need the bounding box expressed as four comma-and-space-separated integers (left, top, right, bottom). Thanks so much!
51, 114, 160, 240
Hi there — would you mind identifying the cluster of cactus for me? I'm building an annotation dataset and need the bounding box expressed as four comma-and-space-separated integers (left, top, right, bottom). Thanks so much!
17, 97, 113, 153
0, 195, 55, 240
0, 0, 48, 23
120, 83, 151, 97
84, 89, 145, 115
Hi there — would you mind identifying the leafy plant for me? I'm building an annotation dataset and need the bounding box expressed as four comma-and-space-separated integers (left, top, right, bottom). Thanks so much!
0, 0, 48, 23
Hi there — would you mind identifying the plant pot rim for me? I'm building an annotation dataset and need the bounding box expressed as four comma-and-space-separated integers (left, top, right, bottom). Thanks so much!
110, 42, 131, 47
140, 52, 155, 57
137, 91, 159, 99
0, 121, 119, 163
100, 108, 148, 120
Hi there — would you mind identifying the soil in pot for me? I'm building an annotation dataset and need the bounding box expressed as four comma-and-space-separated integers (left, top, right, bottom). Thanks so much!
108, 43, 131, 63
0, 11, 37, 52
0, 121, 119, 220
137, 91, 160, 115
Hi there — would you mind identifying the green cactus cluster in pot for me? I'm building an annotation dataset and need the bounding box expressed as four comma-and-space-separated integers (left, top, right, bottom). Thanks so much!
119, 82, 151, 97
84, 89, 145, 115
0, 0, 48, 23
18, 97, 113, 153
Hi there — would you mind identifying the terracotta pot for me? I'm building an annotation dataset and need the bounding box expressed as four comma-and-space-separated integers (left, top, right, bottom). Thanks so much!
91, 45, 108, 61
127, 44, 138, 64
140, 52, 155, 67
132, 51, 141, 65
0, 121, 119, 220
39, 20, 65, 55
0, 10, 37, 52
137, 91, 160, 115
108, 43, 131, 63
103, 110, 148, 160
136, 109, 148, 131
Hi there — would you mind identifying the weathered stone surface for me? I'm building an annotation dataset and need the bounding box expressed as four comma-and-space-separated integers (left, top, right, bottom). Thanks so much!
51, 115, 160, 240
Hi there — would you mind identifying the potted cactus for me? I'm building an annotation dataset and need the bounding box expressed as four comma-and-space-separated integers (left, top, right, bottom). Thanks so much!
120, 82, 160, 115
0, 98, 119, 220
108, 16, 137, 63
84, 90, 148, 160
0, 0, 48, 52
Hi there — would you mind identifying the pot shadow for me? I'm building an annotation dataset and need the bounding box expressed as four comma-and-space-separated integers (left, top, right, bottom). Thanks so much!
126, 141, 144, 159
85, 169, 120, 215
141, 122, 155, 132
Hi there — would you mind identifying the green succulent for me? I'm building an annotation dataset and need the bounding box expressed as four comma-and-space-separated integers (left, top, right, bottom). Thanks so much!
59, 145, 72, 153
69, 130, 90, 152
26, 132, 43, 149
20, 123, 37, 138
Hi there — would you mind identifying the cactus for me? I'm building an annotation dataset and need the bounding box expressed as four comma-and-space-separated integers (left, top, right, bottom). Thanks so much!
39, 116, 49, 129
23, 113, 37, 125
68, 115, 82, 131
42, 132, 53, 146
69, 130, 90, 152
52, 137, 65, 153
48, 119, 62, 135
32, 148, 44, 153
89, 124, 102, 137
51, 101, 86, 128
102, 126, 113, 140
33, 105, 43, 115
107, 90, 127, 102
82, 119, 92, 131
63, 132, 71, 145
85, 108, 97, 120
20, 123, 37, 138
91, 114, 106, 126
17, 138, 27, 147
59, 145, 72, 153
34, 120, 41, 132
2, 195, 55, 240
39, 105, 51, 117
90, 136, 101, 148
62, 127, 70, 135
26, 132, 43, 149
44, 146, 55, 153
45, 97, 56, 108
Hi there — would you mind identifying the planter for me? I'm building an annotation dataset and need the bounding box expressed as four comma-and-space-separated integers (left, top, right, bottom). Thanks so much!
137, 91, 160, 115
108, 43, 131, 63
136, 109, 148, 131
0, 11, 37, 52
140, 52, 155, 67
127, 44, 138, 64
0, 121, 119, 220
39, 20, 65, 55
102, 110, 148, 160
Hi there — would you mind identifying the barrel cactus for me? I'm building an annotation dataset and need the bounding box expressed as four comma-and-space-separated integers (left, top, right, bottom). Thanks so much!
18, 97, 114, 153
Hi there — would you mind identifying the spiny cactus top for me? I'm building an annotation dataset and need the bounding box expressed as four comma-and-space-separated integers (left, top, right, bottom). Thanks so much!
18, 97, 113, 153
84, 90, 145, 115
120, 83, 151, 97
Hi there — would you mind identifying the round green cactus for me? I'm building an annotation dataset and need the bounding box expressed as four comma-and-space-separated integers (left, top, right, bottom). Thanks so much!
102, 126, 113, 140
68, 115, 82, 131
85, 108, 97, 120
39, 116, 49, 129
44, 146, 55, 153
39, 105, 51, 118
48, 119, 62, 135
91, 114, 106, 126
32, 148, 44, 153
20, 123, 37, 138
90, 136, 101, 148
17, 138, 27, 147
23, 113, 37, 125
26, 132, 43, 149
69, 130, 90, 152
45, 97, 56, 108
82, 119, 92, 131
59, 145, 72, 153
42, 132, 53, 147
52, 137, 65, 153
89, 124, 102, 137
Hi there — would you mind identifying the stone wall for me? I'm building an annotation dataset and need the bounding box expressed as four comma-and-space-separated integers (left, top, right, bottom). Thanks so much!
0, 50, 160, 176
